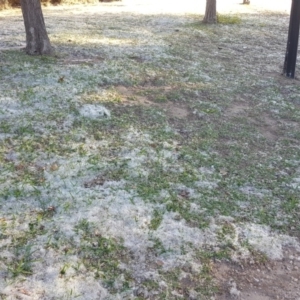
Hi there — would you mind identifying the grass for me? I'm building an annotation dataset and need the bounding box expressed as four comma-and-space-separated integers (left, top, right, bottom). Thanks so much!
7, 244, 37, 278
217, 14, 241, 25
72, 219, 132, 292
0, 1, 299, 299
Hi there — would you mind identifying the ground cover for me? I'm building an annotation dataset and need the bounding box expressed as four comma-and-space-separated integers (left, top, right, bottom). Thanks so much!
0, 0, 299, 299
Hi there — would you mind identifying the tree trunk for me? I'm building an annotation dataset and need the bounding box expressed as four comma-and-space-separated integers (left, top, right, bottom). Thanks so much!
20, 0, 52, 55
203, 0, 217, 24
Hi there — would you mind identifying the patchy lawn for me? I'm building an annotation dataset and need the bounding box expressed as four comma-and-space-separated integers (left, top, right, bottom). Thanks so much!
0, 0, 299, 299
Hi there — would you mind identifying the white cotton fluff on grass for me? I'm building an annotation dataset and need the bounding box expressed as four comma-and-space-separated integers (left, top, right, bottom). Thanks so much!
153, 212, 217, 255
85, 191, 154, 253
239, 185, 272, 198
119, 129, 180, 177
0, 96, 26, 118
289, 181, 300, 190
2, 269, 111, 300
238, 223, 300, 260
1, 118, 299, 300
122, 127, 153, 144
79, 104, 110, 119
194, 167, 220, 189
290, 166, 300, 189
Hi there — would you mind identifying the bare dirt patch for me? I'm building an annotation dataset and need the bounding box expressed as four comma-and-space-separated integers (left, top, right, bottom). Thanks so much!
225, 101, 250, 118
226, 101, 281, 143
164, 103, 189, 119
214, 248, 300, 300
258, 113, 280, 142
115, 85, 190, 119
115, 85, 150, 106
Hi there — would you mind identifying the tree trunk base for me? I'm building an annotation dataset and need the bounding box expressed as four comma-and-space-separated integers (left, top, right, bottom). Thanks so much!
21, 0, 53, 55
203, 0, 217, 24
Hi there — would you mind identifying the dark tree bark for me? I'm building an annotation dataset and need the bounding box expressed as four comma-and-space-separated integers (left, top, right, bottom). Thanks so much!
20, 0, 52, 55
283, 0, 300, 78
203, 0, 217, 24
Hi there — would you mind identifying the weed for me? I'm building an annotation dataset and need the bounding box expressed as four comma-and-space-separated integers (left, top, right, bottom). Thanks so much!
149, 237, 167, 255
73, 220, 132, 292
7, 244, 37, 278
149, 209, 164, 230
59, 263, 70, 276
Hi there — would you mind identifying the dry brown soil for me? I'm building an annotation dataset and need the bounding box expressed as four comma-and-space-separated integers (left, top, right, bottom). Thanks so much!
214, 247, 300, 300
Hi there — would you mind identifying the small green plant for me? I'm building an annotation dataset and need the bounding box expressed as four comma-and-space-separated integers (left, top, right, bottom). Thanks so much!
8, 244, 37, 278
73, 222, 132, 292
153, 94, 168, 103
74, 219, 92, 235
217, 223, 236, 240
60, 263, 70, 276
149, 237, 167, 255
281, 194, 299, 213
149, 209, 163, 230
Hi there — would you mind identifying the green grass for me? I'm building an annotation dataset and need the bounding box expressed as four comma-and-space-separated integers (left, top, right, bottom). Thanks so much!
217, 14, 241, 25
73, 220, 132, 293
7, 244, 37, 278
